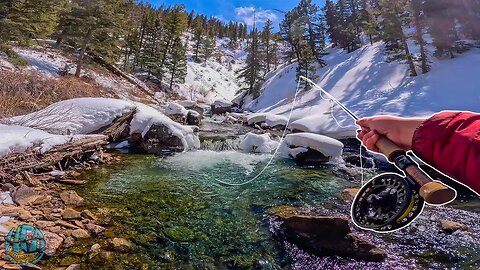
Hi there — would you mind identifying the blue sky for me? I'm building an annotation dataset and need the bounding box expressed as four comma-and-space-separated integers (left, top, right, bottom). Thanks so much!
147, 0, 327, 28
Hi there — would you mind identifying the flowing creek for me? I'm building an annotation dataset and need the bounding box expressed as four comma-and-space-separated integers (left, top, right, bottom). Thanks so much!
45, 119, 480, 269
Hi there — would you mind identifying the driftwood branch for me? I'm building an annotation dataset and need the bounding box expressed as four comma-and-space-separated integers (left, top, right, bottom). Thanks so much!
0, 136, 108, 175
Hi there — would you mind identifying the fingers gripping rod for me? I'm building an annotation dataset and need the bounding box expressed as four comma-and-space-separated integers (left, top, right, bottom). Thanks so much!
299, 76, 456, 205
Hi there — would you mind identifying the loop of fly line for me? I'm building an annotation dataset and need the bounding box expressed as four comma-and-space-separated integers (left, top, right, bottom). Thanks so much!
212, 79, 303, 186
214, 76, 365, 187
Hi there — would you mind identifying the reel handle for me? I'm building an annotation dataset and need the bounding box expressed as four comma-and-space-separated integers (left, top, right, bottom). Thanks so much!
375, 135, 456, 205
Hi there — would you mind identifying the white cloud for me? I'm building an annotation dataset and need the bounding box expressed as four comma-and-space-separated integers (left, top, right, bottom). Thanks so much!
234, 6, 278, 26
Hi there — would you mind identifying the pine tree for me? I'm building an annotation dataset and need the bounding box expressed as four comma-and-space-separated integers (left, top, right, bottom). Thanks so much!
296, 40, 319, 90
192, 17, 204, 62
410, 0, 429, 74
423, 0, 458, 58
155, 5, 187, 82
0, 0, 64, 45
202, 32, 215, 62
166, 37, 187, 90
379, 0, 417, 76
57, 0, 127, 77
324, 0, 341, 47
260, 19, 274, 72
237, 28, 264, 99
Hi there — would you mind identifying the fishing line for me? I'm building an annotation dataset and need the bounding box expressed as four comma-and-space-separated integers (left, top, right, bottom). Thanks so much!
212, 79, 303, 186
214, 76, 365, 187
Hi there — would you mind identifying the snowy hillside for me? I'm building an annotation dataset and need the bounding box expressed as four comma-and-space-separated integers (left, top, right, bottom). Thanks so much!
244, 42, 480, 138
0, 38, 248, 104
179, 37, 247, 102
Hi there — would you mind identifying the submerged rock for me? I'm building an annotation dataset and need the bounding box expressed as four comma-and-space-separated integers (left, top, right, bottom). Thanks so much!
281, 215, 387, 262
107, 237, 132, 253
62, 208, 81, 220
341, 188, 360, 202
440, 220, 469, 233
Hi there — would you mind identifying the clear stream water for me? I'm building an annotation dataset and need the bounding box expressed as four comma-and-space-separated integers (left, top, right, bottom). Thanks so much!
46, 149, 480, 269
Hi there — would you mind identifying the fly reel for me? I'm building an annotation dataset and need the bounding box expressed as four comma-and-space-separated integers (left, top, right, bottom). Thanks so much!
351, 173, 425, 232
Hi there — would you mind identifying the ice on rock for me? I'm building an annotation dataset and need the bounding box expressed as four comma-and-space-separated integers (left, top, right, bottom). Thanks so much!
282, 133, 344, 158
239, 132, 279, 154
165, 102, 188, 116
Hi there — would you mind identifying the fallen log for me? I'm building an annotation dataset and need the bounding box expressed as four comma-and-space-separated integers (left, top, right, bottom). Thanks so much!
0, 136, 108, 177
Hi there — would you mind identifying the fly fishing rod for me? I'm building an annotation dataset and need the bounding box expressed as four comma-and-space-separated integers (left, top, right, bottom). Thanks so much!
300, 76, 457, 232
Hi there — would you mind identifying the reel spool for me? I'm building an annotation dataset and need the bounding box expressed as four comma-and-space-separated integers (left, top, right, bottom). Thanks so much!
351, 173, 425, 232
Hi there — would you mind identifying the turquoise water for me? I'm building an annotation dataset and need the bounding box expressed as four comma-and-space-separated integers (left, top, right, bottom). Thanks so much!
74, 151, 351, 269
64, 150, 480, 270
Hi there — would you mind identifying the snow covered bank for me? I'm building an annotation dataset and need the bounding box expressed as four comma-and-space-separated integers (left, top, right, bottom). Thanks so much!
0, 124, 90, 158
244, 42, 480, 138
239, 132, 279, 153
8, 98, 200, 151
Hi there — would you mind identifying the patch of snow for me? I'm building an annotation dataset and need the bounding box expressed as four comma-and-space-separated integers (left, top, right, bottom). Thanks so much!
0, 216, 11, 233
265, 114, 289, 128
49, 170, 65, 177
0, 192, 14, 205
239, 132, 279, 154
244, 42, 480, 138
282, 133, 344, 158
9, 98, 200, 151
246, 113, 268, 125
0, 124, 89, 158
165, 102, 188, 116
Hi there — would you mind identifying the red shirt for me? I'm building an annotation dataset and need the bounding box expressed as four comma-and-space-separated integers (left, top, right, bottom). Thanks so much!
412, 111, 480, 194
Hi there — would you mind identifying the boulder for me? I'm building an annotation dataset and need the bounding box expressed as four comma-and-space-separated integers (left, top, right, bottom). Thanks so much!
141, 123, 185, 154
164, 103, 188, 124
71, 228, 90, 239
62, 208, 81, 220
81, 210, 97, 220
186, 110, 202, 126
107, 237, 132, 253
281, 215, 387, 262
211, 99, 233, 115
1, 183, 15, 192
43, 231, 64, 256
12, 184, 39, 206
440, 220, 469, 233
59, 191, 84, 206
85, 223, 106, 235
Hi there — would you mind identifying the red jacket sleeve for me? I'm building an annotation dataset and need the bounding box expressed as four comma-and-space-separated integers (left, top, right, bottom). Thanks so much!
412, 111, 480, 194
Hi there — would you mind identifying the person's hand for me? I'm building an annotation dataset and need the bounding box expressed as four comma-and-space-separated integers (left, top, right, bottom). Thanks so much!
356, 116, 425, 153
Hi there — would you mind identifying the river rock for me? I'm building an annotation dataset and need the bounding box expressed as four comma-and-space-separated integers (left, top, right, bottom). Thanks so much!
186, 110, 202, 126
12, 184, 39, 206
62, 208, 81, 220
66, 264, 80, 270
107, 237, 132, 253
81, 210, 97, 220
36, 220, 55, 229
141, 123, 185, 154
72, 228, 90, 239
43, 231, 64, 256
281, 215, 387, 262
85, 223, 105, 235
267, 205, 300, 219
63, 236, 75, 248
59, 191, 84, 206
211, 99, 233, 115
1, 183, 14, 192
440, 220, 469, 233
341, 188, 360, 202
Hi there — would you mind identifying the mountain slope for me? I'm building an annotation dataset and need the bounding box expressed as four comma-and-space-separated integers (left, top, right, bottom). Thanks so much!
244, 42, 480, 138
